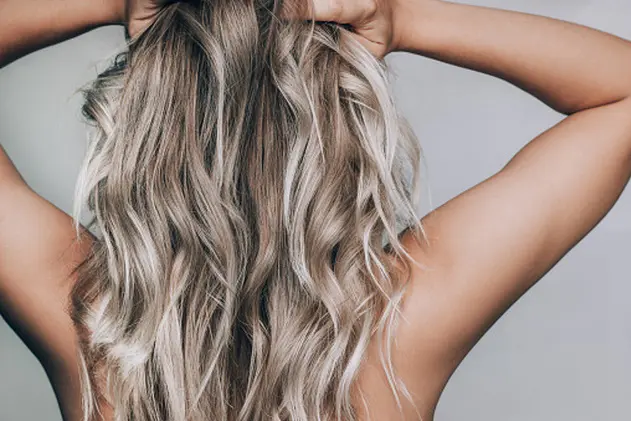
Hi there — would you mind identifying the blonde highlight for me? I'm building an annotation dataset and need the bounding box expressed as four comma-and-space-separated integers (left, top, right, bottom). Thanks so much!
69, 0, 429, 420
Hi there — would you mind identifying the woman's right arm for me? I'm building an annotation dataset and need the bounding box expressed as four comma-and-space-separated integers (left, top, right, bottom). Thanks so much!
391, 0, 631, 114
378, 1, 631, 416
294, 0, 631, 415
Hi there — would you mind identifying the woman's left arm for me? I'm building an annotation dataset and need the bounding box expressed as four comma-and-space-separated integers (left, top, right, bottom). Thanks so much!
0, 0, 123, 68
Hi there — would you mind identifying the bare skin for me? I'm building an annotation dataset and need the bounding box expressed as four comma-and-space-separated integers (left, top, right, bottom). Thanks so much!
2, 0, 631, 420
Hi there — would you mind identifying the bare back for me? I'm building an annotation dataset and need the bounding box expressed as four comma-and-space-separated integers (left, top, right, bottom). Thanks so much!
4, 86, 631, 418
3, 3, 631, 416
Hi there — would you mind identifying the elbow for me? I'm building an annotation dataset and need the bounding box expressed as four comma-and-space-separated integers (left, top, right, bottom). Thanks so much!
560, 81, 631, 116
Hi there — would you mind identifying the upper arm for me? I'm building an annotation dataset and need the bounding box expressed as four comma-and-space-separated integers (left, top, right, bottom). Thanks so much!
391, 98, 631, 412
0, 144, 93, 372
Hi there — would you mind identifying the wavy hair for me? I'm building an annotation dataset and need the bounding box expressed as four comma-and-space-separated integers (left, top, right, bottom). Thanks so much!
69, 0, 429, 420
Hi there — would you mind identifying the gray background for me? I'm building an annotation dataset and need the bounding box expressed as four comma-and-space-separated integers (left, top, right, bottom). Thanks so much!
1, 0, 629, 419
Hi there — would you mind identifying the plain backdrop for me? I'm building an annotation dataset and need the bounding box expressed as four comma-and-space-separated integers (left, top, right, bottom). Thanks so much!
1, 0, 630, 420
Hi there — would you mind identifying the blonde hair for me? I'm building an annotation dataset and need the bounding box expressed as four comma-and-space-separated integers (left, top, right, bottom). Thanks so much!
69, 0, 428, 420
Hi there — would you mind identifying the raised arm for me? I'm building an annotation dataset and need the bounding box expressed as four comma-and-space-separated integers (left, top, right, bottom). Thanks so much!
0, 0, 171, 68
377, 0, 631, 417
0, 1, 174, 419
392, 0, 631, 113
0, 0, 119, 68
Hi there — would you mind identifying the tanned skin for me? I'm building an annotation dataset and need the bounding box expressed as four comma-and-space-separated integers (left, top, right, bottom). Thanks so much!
1, 0, 631, 419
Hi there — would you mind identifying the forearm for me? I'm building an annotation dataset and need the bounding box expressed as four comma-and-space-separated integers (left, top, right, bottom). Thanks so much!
392, 0, 631, 115
0, 0, 123, 68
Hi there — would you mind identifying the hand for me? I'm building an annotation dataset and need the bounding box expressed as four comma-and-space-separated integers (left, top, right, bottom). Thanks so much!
280, 0, 423, 58
121, 0, 178, 38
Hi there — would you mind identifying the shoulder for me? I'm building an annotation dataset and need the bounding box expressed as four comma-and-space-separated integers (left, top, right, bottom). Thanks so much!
380, 97, 631, 415
0, 145, 98, 419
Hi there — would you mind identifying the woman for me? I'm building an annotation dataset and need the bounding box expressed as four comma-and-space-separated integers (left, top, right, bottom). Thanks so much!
1, 0, 630, 420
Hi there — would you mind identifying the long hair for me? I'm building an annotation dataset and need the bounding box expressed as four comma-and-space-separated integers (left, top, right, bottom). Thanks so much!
69, 0, 429, 420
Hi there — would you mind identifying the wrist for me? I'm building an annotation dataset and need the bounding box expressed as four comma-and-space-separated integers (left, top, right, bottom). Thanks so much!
93, 0, 126, 26
390, 0, 448, 54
